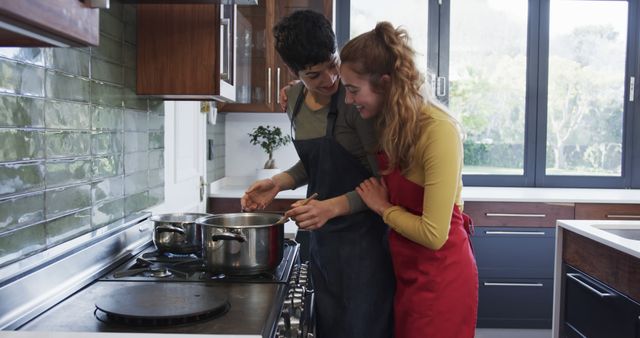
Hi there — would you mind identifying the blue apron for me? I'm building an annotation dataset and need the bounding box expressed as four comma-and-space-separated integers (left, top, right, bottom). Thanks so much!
290, 87, 394, 338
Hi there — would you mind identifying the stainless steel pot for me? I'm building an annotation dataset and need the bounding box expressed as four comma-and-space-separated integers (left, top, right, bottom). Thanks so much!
150, 213, 212, 255
196, 213, 284, 275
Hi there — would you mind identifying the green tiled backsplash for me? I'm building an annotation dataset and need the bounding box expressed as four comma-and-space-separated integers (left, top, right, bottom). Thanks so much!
0, 2, 164, 267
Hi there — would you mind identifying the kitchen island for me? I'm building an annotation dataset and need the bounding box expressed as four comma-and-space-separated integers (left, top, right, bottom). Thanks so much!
553, 220, 640, 337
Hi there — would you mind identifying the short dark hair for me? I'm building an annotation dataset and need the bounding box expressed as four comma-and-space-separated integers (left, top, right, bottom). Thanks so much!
273, 10, 336, 74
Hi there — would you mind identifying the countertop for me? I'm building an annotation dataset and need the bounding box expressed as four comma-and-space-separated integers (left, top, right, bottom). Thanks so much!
210, 177, 640, 204
0, 333, 258, 338
556, 219, 640, 259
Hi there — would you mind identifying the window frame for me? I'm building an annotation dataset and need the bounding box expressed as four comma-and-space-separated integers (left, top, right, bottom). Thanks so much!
339, 0, 640, 189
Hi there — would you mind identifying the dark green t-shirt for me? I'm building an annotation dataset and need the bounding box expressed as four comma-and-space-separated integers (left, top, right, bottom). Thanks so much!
284, 82, 379, 213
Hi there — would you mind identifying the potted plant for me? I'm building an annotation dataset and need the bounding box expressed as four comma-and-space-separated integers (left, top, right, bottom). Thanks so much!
248, 125, 291, 179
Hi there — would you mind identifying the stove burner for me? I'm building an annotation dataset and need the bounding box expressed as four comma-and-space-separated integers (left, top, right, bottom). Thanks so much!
145, 268, 172, 278
94, 284, 230, 327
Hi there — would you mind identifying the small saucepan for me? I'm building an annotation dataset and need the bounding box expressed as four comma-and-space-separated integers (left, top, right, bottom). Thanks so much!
150, 213, 213, 255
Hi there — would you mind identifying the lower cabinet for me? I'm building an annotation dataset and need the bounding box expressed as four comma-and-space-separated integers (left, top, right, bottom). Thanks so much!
563, 265, 640, 338
471, 226, 556, 328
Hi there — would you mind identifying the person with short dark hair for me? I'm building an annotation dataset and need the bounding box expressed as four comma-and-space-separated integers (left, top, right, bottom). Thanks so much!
241, 10, 394, 338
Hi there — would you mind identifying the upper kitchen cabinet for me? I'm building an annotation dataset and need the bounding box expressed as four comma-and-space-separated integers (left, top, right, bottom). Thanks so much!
0, 0, 100, 47
220, 0, 332, 112
137, 3, 236, 100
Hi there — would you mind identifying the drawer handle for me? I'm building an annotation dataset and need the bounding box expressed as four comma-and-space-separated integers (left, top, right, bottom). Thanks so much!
566, 273, 614, 298
483, 282, 543, 287
484, 231, 546, 236
486, 212, 546, 218
606, 214, 640, 219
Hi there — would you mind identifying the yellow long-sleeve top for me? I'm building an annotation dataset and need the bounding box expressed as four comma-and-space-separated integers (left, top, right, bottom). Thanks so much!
381, 106, 464, 250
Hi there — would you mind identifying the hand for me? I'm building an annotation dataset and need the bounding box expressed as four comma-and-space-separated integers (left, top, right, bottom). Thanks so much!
279, 80, 300, 111
284, 199, 332, 231
240, 178, 279, 211
355, 177, 393, 216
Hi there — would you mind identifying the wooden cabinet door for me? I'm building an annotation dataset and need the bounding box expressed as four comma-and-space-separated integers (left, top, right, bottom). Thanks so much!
575, 203, 640, 220
0, 0, 99, 47
137, 4, 225, 99
220, 0, 333, 113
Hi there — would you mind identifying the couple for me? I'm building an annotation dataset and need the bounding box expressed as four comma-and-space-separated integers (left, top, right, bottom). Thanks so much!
240, 10, 478, 338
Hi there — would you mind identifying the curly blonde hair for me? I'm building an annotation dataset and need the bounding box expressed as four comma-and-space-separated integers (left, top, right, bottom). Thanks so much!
341, 22, 446, 173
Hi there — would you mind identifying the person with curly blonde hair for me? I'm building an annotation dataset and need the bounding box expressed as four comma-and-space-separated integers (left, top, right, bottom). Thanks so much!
340, 22, 478, 338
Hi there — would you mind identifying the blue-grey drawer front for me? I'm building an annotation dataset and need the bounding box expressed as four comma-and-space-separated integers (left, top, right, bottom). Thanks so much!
471, 227, 556, 279
477, 277, 553, 329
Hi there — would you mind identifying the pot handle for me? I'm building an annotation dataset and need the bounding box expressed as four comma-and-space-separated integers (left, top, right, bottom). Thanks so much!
211, 232, 247, 243
155, 224, 186, 235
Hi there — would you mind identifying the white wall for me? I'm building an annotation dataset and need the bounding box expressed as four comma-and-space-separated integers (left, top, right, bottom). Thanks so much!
224, 112, 300, 177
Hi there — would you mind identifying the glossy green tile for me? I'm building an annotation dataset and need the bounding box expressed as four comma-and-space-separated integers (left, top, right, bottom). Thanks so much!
123, 86, 147, 110
92, 197, 124, 228
45, 158, 92, 188
92, 34, 122, 64
148, 168, 164, 187
0, 59, 45, 97
45, 100, 90, 130
0, 162, 45, 197
45, 48, 90, 77
123, 4, 136, 24
45, 209, 92, 246
92, 131, 123, 155
124, 21, 136, 45
124, 171, 148, 195
124, 191, 148, 214
45, 184, 91, 218
148, 186, 164, 206
124, 109, 147, 132
124, 151, 148, 174
148, 131, 164, 150
45, 70, 90, 102
100, 11, 123, 41
148, 149, 164, 169
0, 129, 45, 162
123, 44, 135, 68
45, 131, 91, 158
91, 106, 123, 131
0, 48, 44, 66
0, 192, 44, 232
0, 223, 46, 266
90, 80, 122, 108
0, 95, 44, 128
124, 132, 148, 153
91, 58, 123, 85
93, 154, 123, 179
92, 176, 124, 203
148, 111, 163, 131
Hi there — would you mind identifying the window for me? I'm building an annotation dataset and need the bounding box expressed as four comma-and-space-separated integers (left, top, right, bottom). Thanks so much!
341, 0, 640, 188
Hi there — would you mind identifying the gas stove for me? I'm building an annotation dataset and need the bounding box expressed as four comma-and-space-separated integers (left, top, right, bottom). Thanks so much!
101, 239, 299, 284
16, 236, 313, 337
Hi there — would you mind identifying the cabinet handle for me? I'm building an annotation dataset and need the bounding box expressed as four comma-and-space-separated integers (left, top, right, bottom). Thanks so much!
220, 18, 231, 82
483, 282, 543, 287
606, 214, 640, 219
484, 231, 546, 236
267, 68, 272, 104
83, 0, 110, 8
567, 273, 614, 298
485, 212, 546, 218
276, 67, 281, 104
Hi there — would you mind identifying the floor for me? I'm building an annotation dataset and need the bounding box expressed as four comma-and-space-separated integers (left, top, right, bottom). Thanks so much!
475, 329, 552, 338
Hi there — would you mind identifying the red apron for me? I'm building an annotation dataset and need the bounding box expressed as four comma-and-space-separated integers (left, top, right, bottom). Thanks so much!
378, 153, 478, 338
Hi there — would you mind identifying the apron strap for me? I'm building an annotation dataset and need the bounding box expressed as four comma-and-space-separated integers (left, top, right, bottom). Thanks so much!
290, 87, 307, 141
325, 90, 340, 138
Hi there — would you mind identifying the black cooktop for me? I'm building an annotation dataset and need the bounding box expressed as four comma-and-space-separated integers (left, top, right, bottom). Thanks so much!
101, 239, 300, 284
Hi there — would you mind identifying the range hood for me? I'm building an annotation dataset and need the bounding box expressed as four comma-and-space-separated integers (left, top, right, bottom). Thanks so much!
121, 0, 258, 4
